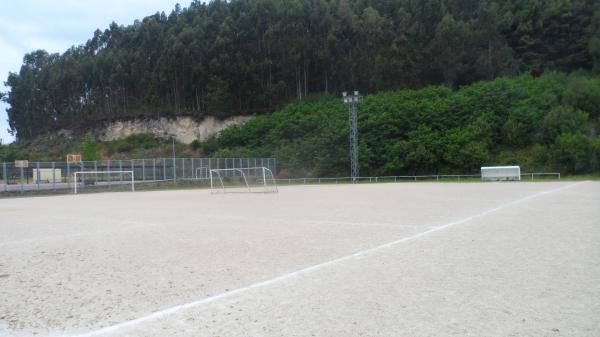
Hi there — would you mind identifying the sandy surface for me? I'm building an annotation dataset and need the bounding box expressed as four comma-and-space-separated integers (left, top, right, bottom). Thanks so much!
0, 182, 598, 336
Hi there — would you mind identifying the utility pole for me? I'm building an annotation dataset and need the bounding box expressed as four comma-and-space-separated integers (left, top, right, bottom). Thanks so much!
342, 91, 362, 181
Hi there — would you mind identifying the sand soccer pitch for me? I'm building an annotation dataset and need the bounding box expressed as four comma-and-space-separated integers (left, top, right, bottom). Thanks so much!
1, 182, 599, 337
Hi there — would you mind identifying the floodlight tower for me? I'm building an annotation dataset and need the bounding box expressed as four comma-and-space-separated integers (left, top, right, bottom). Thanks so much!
342, 90, 362, 181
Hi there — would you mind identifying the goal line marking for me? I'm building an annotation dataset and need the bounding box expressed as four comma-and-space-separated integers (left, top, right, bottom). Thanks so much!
70, 182, 584, 337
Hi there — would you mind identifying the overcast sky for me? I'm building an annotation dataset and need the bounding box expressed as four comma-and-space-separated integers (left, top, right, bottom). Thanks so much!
0, 0, 183, 144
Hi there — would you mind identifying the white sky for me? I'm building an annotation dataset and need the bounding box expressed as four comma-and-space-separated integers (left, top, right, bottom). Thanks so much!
0, 0, 184, 144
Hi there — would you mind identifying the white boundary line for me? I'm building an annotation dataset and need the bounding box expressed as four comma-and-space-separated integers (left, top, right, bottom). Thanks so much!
70, 182, 584, 337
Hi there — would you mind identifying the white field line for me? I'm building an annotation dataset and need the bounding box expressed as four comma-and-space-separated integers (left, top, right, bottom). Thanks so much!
68, 181, 585, 337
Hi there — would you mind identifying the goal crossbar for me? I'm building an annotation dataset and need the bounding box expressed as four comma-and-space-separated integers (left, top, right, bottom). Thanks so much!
74, 170, 135, 194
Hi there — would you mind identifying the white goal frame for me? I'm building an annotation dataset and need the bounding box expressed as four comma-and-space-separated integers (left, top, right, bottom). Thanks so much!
73, 171, 135, 194
195, 166, 209, 179
210, 167, 278, 194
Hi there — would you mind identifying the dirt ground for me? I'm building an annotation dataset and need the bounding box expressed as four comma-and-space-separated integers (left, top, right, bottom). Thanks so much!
0, 182, 598, 337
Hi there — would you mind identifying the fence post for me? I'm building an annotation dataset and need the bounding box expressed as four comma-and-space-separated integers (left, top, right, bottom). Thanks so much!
437, 175, 439, 182
94, 161, 98, 182
558, 173, 561, 180
531, 173, 534, 181
80, 162, 85, 191
52, 162, 56, 190
191, 158, 194, 179
67, 161, 70, 185
131, 160, 135, 184
119, 160, 123, 181
172, 157, 176, 181
142, 159, 146, 181
3, 162, 7, 192
181, 158, 185, 179
36, 162, 40, 190
20, 166, 24, 193
163, 159, 167, 180
153, 159, 156, 181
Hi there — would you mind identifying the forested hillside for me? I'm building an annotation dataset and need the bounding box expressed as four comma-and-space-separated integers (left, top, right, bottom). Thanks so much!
3, 0, 599, 139
1, 73, 599, 176
201, 73, 600, 176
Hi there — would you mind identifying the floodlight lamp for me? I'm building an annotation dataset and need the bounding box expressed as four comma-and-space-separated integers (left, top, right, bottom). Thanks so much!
342, 91, 347, 97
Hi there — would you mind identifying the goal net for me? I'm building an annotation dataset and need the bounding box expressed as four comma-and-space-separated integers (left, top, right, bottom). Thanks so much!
73, 171, 135, 194
210, 167, 278, 194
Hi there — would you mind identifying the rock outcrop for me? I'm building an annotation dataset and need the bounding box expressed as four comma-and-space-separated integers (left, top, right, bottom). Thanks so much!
88, 115, 251, 144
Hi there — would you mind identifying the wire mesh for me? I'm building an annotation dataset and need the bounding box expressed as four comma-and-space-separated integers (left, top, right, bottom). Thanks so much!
0, 157, 277, 195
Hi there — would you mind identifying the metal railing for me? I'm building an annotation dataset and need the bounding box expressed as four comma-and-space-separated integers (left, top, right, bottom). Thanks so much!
274, 172, 560, 185
0, 165, 561, 195
0, 157, 276, 194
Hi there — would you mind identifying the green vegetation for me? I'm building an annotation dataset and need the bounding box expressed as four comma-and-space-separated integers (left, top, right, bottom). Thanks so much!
0, 143, 29, 163
81, 137, 101, 161
200, 73, 600, 177
1, 74, 598, 178
0, 133, 199, 162
3, 0, 599, 139
1, 0, 599, 179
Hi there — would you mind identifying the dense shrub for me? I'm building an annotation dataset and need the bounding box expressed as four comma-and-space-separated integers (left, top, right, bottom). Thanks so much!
551, 133, 597, 173
81, 137, 101, 161
0, 144, 29, 162
201, 73, 600, 176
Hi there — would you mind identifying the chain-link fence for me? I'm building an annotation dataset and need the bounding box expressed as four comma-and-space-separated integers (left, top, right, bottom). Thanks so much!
0, 157, 277, 195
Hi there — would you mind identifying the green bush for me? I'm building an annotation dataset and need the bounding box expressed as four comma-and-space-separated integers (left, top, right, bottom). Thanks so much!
551, 133, 596, 173
188, 73, 600, 176
565, 77, 600, 118
81, 137, 101, 161
0, 144, 29, 162
111, 133, 160, 153
542, 106, 589, 143
190, 139, 202, 151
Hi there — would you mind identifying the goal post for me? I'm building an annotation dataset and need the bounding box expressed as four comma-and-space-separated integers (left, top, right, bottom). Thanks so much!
194, 166, 209, 179
210, 167, 278, 194
73, 171, 135, 194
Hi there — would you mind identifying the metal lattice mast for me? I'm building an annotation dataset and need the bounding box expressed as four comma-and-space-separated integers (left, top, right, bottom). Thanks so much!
342, 91, 362, 181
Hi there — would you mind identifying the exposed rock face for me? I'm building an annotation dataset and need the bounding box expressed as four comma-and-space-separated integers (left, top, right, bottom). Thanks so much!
91, 116, 251, 144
